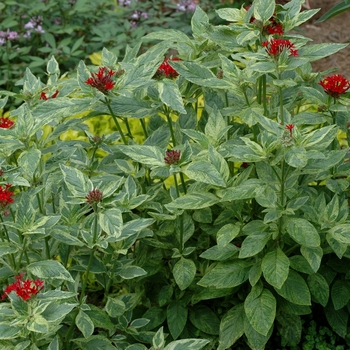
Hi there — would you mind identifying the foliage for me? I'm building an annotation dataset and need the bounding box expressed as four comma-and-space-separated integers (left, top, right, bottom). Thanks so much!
0, 0, 241, 97
0, 0, 349, 349
317, 0, 350, 22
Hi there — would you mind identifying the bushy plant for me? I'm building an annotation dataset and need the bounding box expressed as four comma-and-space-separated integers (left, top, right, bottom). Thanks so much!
0, 0, 350, 349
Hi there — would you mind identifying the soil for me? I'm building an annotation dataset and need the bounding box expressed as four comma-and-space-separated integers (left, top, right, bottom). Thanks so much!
297, 0, 350, 77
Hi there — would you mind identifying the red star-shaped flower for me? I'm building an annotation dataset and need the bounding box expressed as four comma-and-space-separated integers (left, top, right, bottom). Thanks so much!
86, 67, 116, 94
319, 74, 350, 98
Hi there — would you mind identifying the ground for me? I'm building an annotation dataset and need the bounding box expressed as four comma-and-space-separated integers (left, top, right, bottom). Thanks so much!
299, 0, 350, 77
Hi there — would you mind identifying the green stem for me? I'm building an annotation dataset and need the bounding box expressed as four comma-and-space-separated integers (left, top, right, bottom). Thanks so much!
278, 86, 284, 125
140, 119, 149, 139
166, 113, 176, 148
105, 99, 128, 144
123, 117, 133, 139
88, 146, 98, 177
166, 110, 187, 194
80, 208, 99, 303
0, 215, 16, 270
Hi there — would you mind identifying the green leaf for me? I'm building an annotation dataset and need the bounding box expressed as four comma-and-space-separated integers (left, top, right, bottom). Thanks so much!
0, 323, 21, 339
0, 242, 18, 257
99, 208, 122, 238
307, 273, 329, 307
118, 145, 165, 167
18, 149, 41, 179
300, 246, 322, 273
158, 79, 186, 114
253, 0, 275, 23
274, 270, 311, 306
184, 161, 226, 187
101, 47, 117, 66
218, 304, 245, 350
27, 314, 50, 333
303, 125, 337, 150
191, 6, 209, 38
76, 310, 94, 338
200, 244, 239, 261
217, 223, 240, 247
317, 2, 350, 22
117, 265, 147, 279
299, 43, 348, 62
209, 146, 230, 183
169, 61, 232, 89
285, 147, 308, 168
244, 315, 273, 350
328, 224, 350, 244
239, 231, 271, 259
286, 218, 320, 248
165, 192, 220, 211
221, 179, 264, 201
205, 108, 230, 146
60, 164, 93, 197
105, 297, 126, 317
153, 327, 165, 349
189, 305, 220, 335
325, 303, 348, 338
130, 318, 150, 329
173, 258, 196, 290
198, 260, 250, 288
331, 280, 350, 310
41, 303, 77, 323
261, 248, 290, 289
27, 260, 74, 282
48, 336, 60, 350
164, 339, 210, 350
167, 301, 188, 340
245, 288, 276, 336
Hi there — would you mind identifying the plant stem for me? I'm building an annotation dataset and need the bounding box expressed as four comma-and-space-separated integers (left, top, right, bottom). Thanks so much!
105, 99, 128, 144
80, 209, 99, 303
123, 117, 133, 140
140, 118, 149, 139
0, 215, 16, 270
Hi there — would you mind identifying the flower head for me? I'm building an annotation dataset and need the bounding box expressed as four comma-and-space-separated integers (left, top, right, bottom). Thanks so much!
262, 39, 298, 57
85, 67, 116, 94
286, 124, 294, 137
0, 117, 14, 129
86, 189, 103, 205
0, 184, 15, 210
40, 90, 59, 101
2, 274, 44, 301
164, 150, 181, 165
264, 20, 284, 35
318, 74, 350, 98
155, 58, 181, 79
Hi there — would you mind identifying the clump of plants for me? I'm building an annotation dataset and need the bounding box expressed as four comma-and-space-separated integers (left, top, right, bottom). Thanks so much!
0, 0, 241, 97
0, 0, 350, 349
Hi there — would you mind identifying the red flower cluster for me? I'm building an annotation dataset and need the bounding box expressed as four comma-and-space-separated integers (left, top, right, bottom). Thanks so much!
2, 274, 44, 301
264, 20, 284, 35
318, 74, 350, 98
0, 117, 14, 129
164, 150, 181, 165
40, 90, 59, 101
262, 39, 298, 57
0, 184, 14, 210
86, 189, 103, 205
85, 67, 116, 94
155, 58, 181, 79
286, 124, 294, 137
